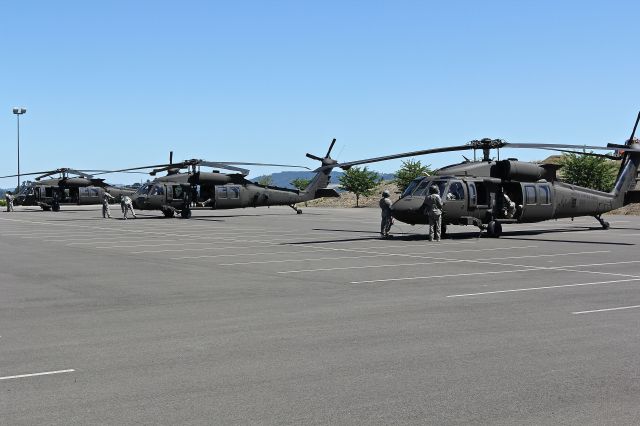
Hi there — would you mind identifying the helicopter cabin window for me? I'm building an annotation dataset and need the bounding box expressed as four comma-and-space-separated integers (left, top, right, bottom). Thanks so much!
446, 182, 464, 200
538, 185, 550, 204
229, 187, 240, 199
151, 185, 164, 196
525, 185, 537, 204
89, 188, 99, 197
412, 180, 431, 196
217, 186, 228, 199
172, 185, 184, 199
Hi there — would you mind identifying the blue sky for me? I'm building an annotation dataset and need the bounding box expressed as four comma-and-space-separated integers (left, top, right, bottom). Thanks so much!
1, 0, 639, 185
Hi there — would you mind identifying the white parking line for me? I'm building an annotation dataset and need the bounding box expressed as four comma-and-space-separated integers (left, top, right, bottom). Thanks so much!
350, 259, 640, 284
447, 278, 640, 298
0, 369, 75, 381
277, 250, 607, 274
572, 305, 640, 314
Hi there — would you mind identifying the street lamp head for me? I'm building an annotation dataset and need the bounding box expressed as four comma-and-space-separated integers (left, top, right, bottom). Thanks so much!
12, 107, 26, 115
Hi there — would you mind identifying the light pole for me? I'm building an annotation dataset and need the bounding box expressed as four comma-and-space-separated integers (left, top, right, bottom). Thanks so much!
12, 107, 26, 191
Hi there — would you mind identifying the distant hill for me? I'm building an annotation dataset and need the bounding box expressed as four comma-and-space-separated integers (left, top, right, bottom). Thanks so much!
251, 171, 395, 189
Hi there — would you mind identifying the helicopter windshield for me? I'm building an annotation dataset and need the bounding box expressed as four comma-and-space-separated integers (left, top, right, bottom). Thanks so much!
412, 180, 446, 197
401, 178, 422, 198
135, 183, 152, 195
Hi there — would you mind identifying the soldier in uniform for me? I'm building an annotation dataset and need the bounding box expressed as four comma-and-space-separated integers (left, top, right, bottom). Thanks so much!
5, 192, 14, 212
122, 195, 137, 219
379, 190, 393, 238
102, 191, 115, 218
424, 185, 443, 241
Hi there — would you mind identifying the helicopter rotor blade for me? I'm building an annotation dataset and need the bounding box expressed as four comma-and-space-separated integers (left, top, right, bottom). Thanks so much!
535, 148, 621, 160
325, 138, 337, 158
503, 142, 617, 151
202, 161, 309, 169
320, 144, 472, 171
91, 163, 180, 175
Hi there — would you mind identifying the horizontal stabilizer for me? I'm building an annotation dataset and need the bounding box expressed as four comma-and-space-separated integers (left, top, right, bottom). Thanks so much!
315, 188, 340, 198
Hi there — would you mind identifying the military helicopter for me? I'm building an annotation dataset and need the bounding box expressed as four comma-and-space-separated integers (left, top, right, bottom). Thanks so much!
0, 168, 136, 211
102, 140, 341, 218
323, 113, 640, 237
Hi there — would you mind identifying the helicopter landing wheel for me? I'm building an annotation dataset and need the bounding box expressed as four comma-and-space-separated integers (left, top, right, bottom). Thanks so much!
180, 208, 192, 219
162, 208, 174, 218
594, 215, 610, 230
487, 221, 502, 238
441, 223, 447, 238
51, 202, 60, 212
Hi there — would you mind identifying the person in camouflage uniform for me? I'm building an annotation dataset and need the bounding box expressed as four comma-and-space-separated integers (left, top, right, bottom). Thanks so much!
424, 185, 443, 241
379, 190, 393, 238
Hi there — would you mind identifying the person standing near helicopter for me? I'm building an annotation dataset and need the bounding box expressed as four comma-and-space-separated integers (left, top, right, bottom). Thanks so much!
102, 191, 115, 218
5, 191, 15, 212
424, 185, 443, 241
379, 190, 393, 238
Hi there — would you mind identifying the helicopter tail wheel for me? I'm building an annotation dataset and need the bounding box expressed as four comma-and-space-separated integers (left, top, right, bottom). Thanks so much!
180, 208, 192, 219
594, 215, 610, 230
289, 204, 302, 214
487, 221, 502, 238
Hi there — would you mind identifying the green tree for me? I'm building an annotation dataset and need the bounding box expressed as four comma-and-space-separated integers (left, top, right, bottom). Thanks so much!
558, 152, 618, 192
290, 178, 311, 191
394, 159, 432, 193
257, 175, 273, 187
339, 166, 381, 207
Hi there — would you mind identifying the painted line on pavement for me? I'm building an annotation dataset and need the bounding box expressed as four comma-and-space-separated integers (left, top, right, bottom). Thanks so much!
447, 279, 640, 298
0, 369, 75, 381
572, 305, 640, 314
277, 249, 606, 274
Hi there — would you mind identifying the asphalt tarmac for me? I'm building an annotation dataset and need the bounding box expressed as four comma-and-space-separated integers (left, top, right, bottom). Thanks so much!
1, 205, 639, 425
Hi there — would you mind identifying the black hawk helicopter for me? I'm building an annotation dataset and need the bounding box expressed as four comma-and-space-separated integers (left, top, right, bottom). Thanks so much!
102, 140, 341, 218
0, 168, 136, 211
322, 113, 640, 237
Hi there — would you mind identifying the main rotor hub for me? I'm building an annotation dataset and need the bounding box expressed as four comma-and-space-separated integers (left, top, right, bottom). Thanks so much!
468, 138, 507, 162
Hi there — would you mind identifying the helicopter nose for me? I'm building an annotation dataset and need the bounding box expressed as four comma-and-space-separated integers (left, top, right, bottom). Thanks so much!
134, 196, 146, 209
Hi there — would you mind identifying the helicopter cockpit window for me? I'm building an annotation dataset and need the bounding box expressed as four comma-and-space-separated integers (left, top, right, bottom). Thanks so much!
446, 182, 464, 200
412, 181, 431, 196
402, 179, 422, 198
150, 185, 164, 196
229, 187, 240, 199
136, 183, 152, 195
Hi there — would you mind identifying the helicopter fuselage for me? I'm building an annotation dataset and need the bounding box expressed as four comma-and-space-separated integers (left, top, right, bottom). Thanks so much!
391, 159, 628, 230
16, 179, 135, 210
131, 170, 336, 217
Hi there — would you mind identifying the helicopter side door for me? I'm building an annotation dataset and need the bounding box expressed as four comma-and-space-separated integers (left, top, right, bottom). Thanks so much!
148, 184, 167, 207
520, 182, 553, 221
443, 180, 466, 220
214, 185, 243, 209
